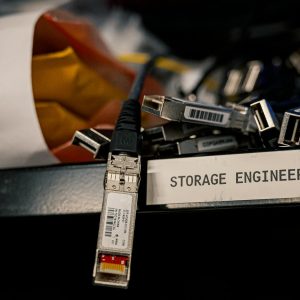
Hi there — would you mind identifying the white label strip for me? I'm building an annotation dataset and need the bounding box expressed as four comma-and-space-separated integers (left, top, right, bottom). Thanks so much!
147, 150, 300, 205
184, 106, 231, 125
0, 12, 58, 168
197, 135, 238, 152
102, 193, 132, 249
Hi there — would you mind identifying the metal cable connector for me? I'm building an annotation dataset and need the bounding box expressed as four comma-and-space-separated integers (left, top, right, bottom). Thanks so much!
142, 95, 255, 134
278, 107, 300, 146
93, 153, 140, 288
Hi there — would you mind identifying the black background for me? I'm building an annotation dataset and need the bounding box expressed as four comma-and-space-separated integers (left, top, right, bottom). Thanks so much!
1, 206, 300, 299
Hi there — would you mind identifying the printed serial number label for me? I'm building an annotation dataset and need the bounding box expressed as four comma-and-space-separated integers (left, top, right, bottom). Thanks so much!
184, 106, 230, 125
197, 136, 238, 152
102, 193, 132, 249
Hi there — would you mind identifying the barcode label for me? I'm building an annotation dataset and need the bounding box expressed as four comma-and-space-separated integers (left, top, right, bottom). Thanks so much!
104, 208, 115, 237
190, 109, 224, 122
101, 193, 133, 250
184, 106, 230, 125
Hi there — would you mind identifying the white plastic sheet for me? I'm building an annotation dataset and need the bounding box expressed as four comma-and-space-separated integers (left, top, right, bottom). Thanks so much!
0, 11, 58, 168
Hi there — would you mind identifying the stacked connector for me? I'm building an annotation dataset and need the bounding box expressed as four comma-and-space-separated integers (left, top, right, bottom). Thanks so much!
278, 107, 300, 146
250, 99, 280, 148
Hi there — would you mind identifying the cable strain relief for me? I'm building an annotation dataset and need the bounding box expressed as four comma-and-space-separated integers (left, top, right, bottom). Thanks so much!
110, 131, 142, 155
114, 100, 141, 132
110, 99, 142, 154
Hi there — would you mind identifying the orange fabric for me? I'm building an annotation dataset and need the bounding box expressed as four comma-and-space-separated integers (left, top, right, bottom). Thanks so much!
35, 102, 88, 148
32, 10, 165, 162
32, 47, 127, 119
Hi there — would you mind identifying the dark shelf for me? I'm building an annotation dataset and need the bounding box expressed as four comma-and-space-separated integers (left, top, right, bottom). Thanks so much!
1, 163, 300, 298
0, 162, 105, 216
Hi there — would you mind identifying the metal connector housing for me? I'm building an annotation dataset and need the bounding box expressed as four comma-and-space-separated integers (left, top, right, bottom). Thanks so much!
250, 99, 280, 147
278, 107, 300, 146
72, 129, 111, 159
93, 153, 140, 288
142, 95, 254, 133
142, 95, 184, 121
250, 99, 279, 132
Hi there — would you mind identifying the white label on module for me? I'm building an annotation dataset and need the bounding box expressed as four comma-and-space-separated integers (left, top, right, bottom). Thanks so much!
146, 150, 300, 205
102, 193, 132, 249
197, 135, 238, 152
184, 106, 231, 125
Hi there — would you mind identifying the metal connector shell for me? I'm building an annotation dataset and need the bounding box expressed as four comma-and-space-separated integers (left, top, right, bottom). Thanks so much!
250, 99, 280, 147
250, 99, 279, 132
72, 129, 111, 159
142, 95, 254, 133
93, 153, 140, 288
278, 107, 300, 146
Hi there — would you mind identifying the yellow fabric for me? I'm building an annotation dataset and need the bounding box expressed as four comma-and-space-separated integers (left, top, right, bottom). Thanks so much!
35, 102, 88, 148
32, 47, 127, 119
117, 52, 190, 74
32, 47, 169, 148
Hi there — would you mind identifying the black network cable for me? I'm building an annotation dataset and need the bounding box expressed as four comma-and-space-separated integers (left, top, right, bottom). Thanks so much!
72, 54, 163, 288
92, 54, 162, 288
110, 54, 161, 155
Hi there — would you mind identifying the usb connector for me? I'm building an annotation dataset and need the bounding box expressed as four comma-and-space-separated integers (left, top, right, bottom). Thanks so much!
278, 107, 300, 146
250, 99, 280, 147
250, 99, 278, 131
72, 129, 111, 159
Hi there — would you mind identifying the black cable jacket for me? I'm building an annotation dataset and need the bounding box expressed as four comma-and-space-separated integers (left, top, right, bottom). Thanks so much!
110, 54, 162, 155
128, 54, 161, 101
